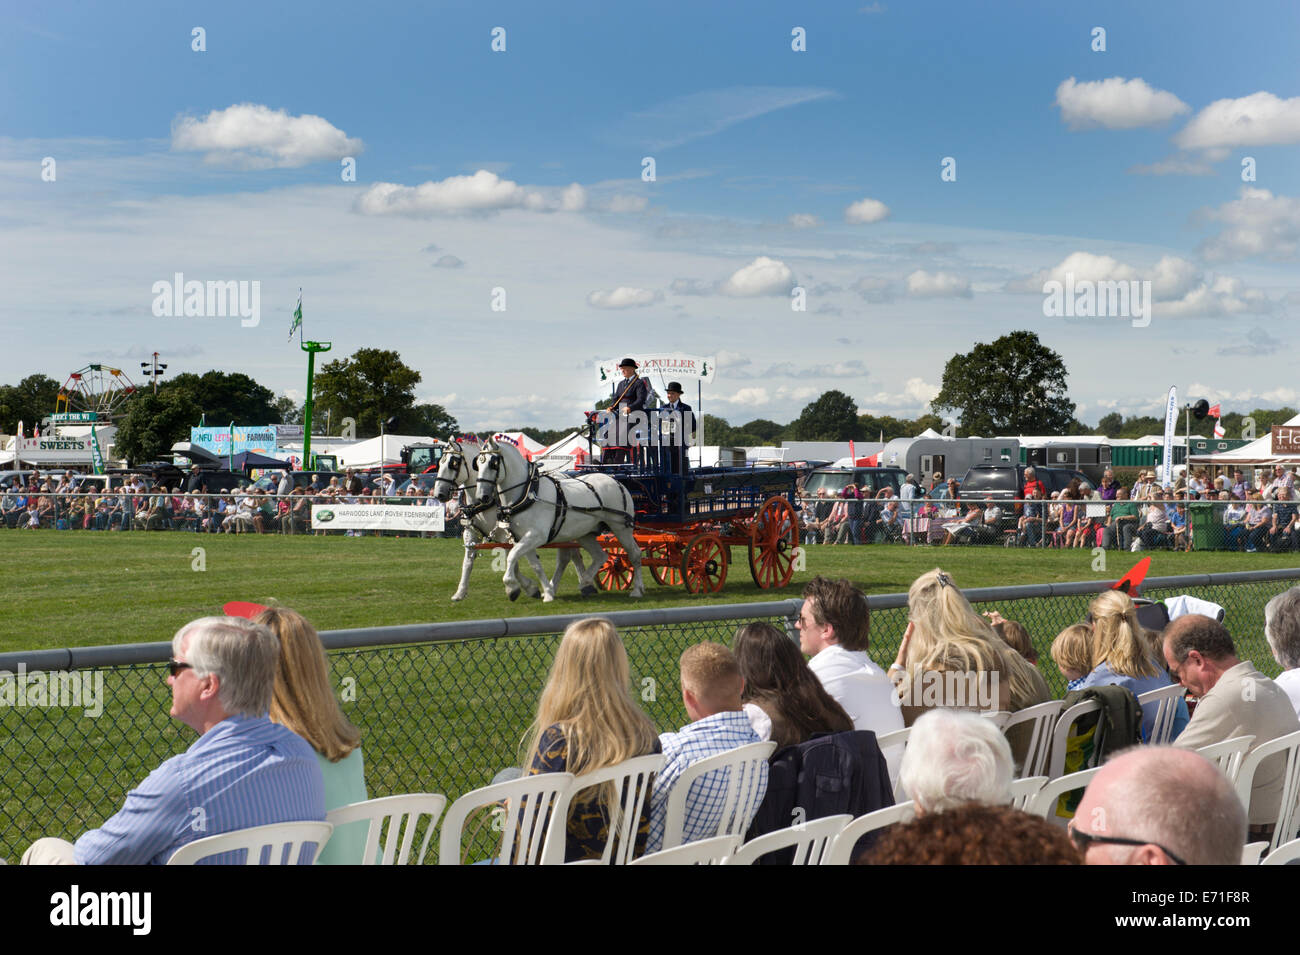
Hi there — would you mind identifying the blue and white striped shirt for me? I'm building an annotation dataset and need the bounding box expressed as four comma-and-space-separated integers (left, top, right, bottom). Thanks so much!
74, 714, 326, 865
646, 711, 768, 854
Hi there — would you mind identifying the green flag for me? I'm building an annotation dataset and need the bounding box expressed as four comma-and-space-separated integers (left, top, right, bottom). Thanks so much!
89, 426, 105, 475
288, 292, 302, 342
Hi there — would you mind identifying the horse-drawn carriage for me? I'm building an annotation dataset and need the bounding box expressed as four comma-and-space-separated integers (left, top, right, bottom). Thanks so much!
433, 431, 805, 601
575, 452, 803, 594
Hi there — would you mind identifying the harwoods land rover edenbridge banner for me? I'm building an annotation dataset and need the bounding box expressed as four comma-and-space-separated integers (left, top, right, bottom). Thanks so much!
310, 503, 445, 532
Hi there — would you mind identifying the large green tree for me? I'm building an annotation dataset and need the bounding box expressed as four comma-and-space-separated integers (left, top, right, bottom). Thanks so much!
0, 374, 62, 431
165, 371, 278, 425
932, 331, 1075, 436
313, 348, 429, 438
113, 390, 201, 465
396, 403, 460, 437
791, 390, 860, 441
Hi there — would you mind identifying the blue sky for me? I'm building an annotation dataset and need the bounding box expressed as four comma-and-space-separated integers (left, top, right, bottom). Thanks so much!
3, 0, 1298, 431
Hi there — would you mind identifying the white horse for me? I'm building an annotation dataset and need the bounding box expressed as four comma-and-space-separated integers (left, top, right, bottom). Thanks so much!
431, 436, 585, 601
476, 436, 644, 601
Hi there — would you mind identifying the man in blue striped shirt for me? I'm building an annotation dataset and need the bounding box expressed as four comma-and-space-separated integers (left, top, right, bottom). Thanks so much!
23, 616, 325, 865
646, 643, 768, 854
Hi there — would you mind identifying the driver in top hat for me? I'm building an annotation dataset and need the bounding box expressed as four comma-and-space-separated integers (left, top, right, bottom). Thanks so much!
605, 358, 650, 464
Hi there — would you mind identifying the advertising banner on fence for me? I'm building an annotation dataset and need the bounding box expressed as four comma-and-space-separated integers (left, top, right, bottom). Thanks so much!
310, 503, 445, 532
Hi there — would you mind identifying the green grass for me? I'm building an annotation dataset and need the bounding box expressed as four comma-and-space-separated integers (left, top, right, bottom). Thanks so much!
2, 531, 1297, 862
2, 532, 1298, 649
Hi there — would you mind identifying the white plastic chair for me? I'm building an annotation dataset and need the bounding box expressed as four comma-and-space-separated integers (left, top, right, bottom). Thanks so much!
166, 820, 334, 865
660, 740, 776, 850
439, 772, 574, 865
877, 727, 911, 801
1026, 766, 1103, 823
822, 801, 917, 865
1137, 684, 1187, 744
1195, 736, 1256, 784
542, 753, 665, 865
1233, 729, 1300, 852
629, 834, 741, 865
1260, 837, 1300, 866
981, 710, 1013, 729
1008, 775, 1048, 811
722, 813, 851, 865
326, 793, 447, 865
1241, 841, 1268, 865
1002, 699, 1064, 778
1047, 699, 1105, 779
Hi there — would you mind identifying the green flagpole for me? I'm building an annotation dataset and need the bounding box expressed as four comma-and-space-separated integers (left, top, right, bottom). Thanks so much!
290, 292, 330, 469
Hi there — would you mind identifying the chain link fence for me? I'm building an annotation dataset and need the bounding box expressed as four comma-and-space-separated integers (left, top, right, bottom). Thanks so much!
2, 568, 1297, 862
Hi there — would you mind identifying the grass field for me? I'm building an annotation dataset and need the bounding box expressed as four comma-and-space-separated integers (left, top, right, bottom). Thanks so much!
3, 532, 1299, 650
3, 532, 1297, 862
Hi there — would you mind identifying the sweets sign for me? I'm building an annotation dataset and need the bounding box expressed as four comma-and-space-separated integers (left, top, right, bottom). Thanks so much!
597, 354, 716, 385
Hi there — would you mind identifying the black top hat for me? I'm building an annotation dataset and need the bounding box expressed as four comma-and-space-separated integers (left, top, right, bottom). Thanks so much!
666, 381, 683, 393
618, 358, 638, 369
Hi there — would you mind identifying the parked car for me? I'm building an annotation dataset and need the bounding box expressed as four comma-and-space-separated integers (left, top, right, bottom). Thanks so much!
251, 471, 345, 494
804, 466, 908, 497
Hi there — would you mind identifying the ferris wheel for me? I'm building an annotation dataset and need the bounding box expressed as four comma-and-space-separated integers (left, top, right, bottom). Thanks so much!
55, 363, 139, 420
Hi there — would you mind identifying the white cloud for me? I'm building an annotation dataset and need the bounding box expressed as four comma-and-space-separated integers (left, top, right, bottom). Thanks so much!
788, 213, 821, 229
586, 287, 663, 309
433, 254, 464, 268
719, 256, 795, 297
1128, 156, 1214, 176
1053, 77, 1190, 130
905, 269, 971, 298
844, 197, 890, 224
1156, 274, 1273, 317
860, 377, 940, 413
1006, 251, 1139, 293
1197, 187, 1300, 262
171, 103, 363, 168
775, 385, 822, 402
765, 359, 866, 378
354, 171, 588, 217
1174, 91, 1300, 151
720, 387, 771, 407
1186, 383, 1299, 408
1149, 255, 1201, 300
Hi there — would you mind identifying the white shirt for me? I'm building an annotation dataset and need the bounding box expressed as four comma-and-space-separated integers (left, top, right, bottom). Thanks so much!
1276, 669, 1300, 719
807, 645, 904, 738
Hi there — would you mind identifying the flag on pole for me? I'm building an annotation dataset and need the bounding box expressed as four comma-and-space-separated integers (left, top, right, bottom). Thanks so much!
1208, 403, 1221, 419
1208, 403, 1224, 438
288, 291, 303, 342
1214, 417, 1225, 438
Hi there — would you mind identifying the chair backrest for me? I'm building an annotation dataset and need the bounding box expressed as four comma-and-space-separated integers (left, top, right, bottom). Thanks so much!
981, 710, 1013, 729
876, 727, 911, 800
1260, 837, 1300, 866
722, 814, 852, 865
1008, 775, 1048, 811
543, 754, 665, 865
1003, 699, 1064, 778
1026, 766, 1102, 822
1136, 683, 1187, 745
1233, 729, 1300, 852
823, 801, 917, 865
438, 773, 575, 865
1241, 841, 1268, 865
166, 820, 334, 865
1195, 736, 1256, 784
629, 834, 741, 866
661, 741, 776, 850
326, 793, 447, 865
1047, 699, 1105, 779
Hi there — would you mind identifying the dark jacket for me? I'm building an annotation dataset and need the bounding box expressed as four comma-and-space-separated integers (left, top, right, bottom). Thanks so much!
746, 730, 894, 864
610, 375, 650, 413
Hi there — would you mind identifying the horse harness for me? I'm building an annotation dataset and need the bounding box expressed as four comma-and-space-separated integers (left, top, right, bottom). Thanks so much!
485, 452, 632, 546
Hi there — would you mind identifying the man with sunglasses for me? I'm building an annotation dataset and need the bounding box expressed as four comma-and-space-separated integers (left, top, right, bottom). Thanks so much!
1071, 747, 1244, 865
23, 616, 324, 865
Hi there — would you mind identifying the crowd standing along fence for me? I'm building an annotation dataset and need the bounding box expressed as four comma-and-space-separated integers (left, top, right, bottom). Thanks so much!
1, 568, 1297, 862
2, 490, 1295, 554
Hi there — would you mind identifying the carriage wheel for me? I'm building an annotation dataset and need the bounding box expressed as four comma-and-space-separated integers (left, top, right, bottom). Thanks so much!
748, 496, 799, 589
595, 541, 634, 591
646, 542, 683, 587
681, 533, 728, 594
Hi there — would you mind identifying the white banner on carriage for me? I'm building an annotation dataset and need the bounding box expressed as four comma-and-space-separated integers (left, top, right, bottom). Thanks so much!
597, 354, 716, 384
310, 503, 445, 531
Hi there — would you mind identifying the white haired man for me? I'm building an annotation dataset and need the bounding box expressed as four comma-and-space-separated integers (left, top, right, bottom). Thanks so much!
1072, 747, 1245, 865
898, 709, 1013, 814
1265, 586, 1300, 717
23, 616, 325, 865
